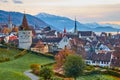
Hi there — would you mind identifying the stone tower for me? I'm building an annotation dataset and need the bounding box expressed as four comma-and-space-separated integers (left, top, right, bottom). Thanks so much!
18, 13, 32, 50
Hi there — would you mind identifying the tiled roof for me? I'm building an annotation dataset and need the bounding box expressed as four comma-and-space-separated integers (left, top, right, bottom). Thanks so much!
41, 38, 62, 43
78, 31, 93, 36
87, 52, 112, 62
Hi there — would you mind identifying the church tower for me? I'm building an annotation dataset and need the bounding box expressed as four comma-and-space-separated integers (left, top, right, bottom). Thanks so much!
74, 18, 77, 34
63, 27, 67, 37
18, 13, 32, 50
8, 13, 12, 31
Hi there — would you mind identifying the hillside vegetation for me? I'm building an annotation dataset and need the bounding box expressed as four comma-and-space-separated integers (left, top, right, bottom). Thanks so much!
0, 48, 55, 80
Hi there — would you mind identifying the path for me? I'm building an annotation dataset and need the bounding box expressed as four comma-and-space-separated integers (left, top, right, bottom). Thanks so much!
24, 70, 39, 80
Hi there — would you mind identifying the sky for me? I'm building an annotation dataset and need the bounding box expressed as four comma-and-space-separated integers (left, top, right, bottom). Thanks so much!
0, 0, 120, 24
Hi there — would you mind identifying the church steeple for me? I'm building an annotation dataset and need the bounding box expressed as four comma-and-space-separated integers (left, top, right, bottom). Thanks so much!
8, 12, 12, 30
22, 13, 29, 30
63, 27, 67, 37
64, 27, 66, 33
74, 17, 77, 34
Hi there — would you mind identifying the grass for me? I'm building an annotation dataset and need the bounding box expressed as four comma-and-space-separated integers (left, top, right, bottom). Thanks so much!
0, 48, 21, 60
77, 74, 116, 80
0, 48, 55, 80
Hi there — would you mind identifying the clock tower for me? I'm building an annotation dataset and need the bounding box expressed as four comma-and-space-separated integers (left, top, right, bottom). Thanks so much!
18, 13, 32, 50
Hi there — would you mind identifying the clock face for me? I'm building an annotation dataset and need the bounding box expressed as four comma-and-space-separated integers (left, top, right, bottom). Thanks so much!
19, 31, 32, 43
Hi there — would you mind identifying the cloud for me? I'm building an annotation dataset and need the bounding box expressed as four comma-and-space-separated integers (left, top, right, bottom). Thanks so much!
0, 0, 8, 3
12, 0, 23, 4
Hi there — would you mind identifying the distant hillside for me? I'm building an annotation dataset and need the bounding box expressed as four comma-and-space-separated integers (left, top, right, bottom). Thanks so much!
36, 13, 91, 31
92, 26, 120, 32
36, 13, 120, 32
0, 10, 48, 29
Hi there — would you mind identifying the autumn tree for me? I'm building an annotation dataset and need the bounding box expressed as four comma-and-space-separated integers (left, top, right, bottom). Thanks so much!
54, 46, 74, 70
63, 55, 85, 80
2, 27, 10, 34
12, 27, 18, 33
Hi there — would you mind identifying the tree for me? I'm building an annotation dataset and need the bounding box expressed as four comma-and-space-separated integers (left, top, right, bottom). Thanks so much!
63, 55, 85, 80
2, 27, 10, 34
54, 47, 74, 70
39, 67, 53, 80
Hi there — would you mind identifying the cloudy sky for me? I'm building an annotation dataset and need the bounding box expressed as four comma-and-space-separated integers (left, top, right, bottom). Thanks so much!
0, 0, 120, 24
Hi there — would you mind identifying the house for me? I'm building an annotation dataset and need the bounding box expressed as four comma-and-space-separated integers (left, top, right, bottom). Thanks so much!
58, 36, 69, 49
86, 52, 113, 67
95, 43, 114, 53
31, 38, 49, 53
69, 38, 86, 58
78, 31, 95, 39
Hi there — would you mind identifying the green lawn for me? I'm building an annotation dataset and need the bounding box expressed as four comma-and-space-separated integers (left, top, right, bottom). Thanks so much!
0, 49, 55, 80
0, 48, 21, 60
77, 74, 116, 80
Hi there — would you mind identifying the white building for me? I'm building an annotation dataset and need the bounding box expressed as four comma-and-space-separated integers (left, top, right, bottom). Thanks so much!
18, 14, 32, 50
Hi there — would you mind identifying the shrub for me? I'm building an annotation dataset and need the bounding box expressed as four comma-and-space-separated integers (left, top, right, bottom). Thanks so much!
14, 50, 27, 59
51, 77, 63, 80
103, 70, 120, 77
40, 67, 53, 80
0, 57, 10, 62
85, 65, 95, 71
30, 64, 40, 75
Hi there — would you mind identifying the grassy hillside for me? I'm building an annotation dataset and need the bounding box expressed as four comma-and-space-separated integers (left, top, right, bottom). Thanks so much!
77, 74, 116, 80
0, 48, 55, 80
0, 48, 21, 60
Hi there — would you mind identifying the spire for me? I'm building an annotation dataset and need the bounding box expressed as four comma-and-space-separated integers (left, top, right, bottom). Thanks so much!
63, 27, 67, 37
8, 12, 12, 30
22, 13, 29, 30
64, 27, 66, 33
74, 17, 77, 34
8, 13, 11, 24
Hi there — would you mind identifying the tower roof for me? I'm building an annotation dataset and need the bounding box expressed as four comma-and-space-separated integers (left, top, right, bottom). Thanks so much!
22, 13, 30, 30
64, 27, 66, 33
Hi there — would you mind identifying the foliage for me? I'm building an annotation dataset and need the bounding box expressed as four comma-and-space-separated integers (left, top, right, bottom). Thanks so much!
63, 55, 85, 79
0, 48, 21, 62
103, 70, 120, 77
12, 27, 18, 32
0, 56, 10, 62
77, 74, 116, 80
0, 51, 54, 80
2, 27, 10, 34
0, 39, 5, 44
85, 65, 95, 71
14, 49, 27, 59
54, 47, 74, 70
40, 67, 53, 80
30, 64, 41, 75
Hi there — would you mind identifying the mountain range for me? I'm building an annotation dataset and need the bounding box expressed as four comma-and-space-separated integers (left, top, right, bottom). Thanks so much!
36, 13, 120, 32
0, 10, 48, 29
0, 10, 120, 32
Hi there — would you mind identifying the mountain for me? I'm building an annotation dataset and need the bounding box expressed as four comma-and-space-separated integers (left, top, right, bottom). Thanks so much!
36, 13, 91, 32
101, 23, 120, 29
0, 10, 48, 29
93, 26, 120, 32
36, 13, 120, 32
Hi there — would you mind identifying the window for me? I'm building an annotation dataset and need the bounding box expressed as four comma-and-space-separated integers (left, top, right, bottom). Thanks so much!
92, 61, 95, 63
